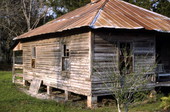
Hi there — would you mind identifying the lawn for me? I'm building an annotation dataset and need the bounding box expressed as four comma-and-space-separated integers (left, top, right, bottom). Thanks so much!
0, 71, 165, 112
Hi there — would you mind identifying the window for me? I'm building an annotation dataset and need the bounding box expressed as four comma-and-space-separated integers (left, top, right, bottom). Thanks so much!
14, 50, 23, 64
32, 47, 36, 58
31, 47, 36, 68
62, 44, 70, 71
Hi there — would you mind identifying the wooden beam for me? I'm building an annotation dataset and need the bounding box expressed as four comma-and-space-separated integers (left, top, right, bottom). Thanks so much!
89, 31, 94, 78
65, 90, 71, 101
89, 31, 94, 100
87, 95, 97, 108
12, 51, 15, 83
23, 79, 26, 86
47, 86, 52, 95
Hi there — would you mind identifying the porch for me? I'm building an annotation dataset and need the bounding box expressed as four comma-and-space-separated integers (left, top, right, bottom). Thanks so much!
156, 36, 170, 83
12, 42, 23, 84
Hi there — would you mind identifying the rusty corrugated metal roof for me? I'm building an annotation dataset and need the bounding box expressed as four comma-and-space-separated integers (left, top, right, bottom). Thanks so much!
14, 0, 170, 40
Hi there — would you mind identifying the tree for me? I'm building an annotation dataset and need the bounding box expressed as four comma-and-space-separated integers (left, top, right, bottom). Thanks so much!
94, 47, 156, 112
47, 0, 90, 17
124, 0, 152, 10
123, 0, 170, 17
21, 0, 49, 31
0, 0, 22, 63
0, 0, 50, 63
154, 0, 170, 17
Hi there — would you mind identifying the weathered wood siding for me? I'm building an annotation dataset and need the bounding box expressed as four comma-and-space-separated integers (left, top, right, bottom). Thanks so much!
92, 32, 156, 96
21, 30, 156, 97
92, 33, 119, 96
133, 38, 155, 72
22, 32, 91, 96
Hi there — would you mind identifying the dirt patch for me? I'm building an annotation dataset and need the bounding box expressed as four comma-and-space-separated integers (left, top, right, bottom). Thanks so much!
16, 84, 116, 108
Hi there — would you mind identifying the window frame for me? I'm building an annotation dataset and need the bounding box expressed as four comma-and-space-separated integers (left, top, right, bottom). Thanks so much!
61, 44, 70, 72
118, 42, 133, 74
31, 46, 36, 68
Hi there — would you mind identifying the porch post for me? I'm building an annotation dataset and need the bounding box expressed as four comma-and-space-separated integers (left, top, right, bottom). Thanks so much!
47, 86, 52, 95
65, 90, 71, 101
23, 79, 26, 86
87, 95, 97, 108
12, 51, 15, 83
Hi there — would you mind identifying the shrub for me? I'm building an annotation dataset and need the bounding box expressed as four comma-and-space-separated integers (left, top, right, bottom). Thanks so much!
160, 95, 170, 110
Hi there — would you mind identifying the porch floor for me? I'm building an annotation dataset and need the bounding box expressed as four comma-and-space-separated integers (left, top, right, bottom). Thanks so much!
156, 81, 170, 87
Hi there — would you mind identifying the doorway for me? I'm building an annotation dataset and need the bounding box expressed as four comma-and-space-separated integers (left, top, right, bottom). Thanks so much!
156, 37, 170, 82
119, 42, 133, 74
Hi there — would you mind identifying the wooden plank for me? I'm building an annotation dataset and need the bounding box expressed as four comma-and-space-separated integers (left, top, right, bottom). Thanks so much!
13, 42, 22, 51
29, 78, 42, 94
14, 73, 23, 77
12, 51, 15, 83
14, 64, 23, 69
87, 95, 97, 108
47, 86, 52, 95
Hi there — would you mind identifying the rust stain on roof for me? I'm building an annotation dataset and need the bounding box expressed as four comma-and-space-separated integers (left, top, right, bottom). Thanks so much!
14, 0, 170, 40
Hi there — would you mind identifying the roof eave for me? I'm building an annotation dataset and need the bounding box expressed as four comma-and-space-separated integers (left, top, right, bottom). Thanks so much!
14, 25, 170, 41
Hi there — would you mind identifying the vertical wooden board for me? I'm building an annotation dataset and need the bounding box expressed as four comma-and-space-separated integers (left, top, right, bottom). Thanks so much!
12, 51, 15, 83
89, 31, 93, 79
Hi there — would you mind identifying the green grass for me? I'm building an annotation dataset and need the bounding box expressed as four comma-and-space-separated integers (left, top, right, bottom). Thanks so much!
0, 71, 165, 112
0, 71, 114, 112
130, 102, 161, 112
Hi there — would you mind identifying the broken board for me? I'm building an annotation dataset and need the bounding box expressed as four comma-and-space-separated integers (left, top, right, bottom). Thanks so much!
29, 78, 42, 94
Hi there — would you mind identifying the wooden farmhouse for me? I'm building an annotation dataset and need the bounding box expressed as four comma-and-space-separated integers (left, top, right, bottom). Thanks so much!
13, 0, 170, 107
